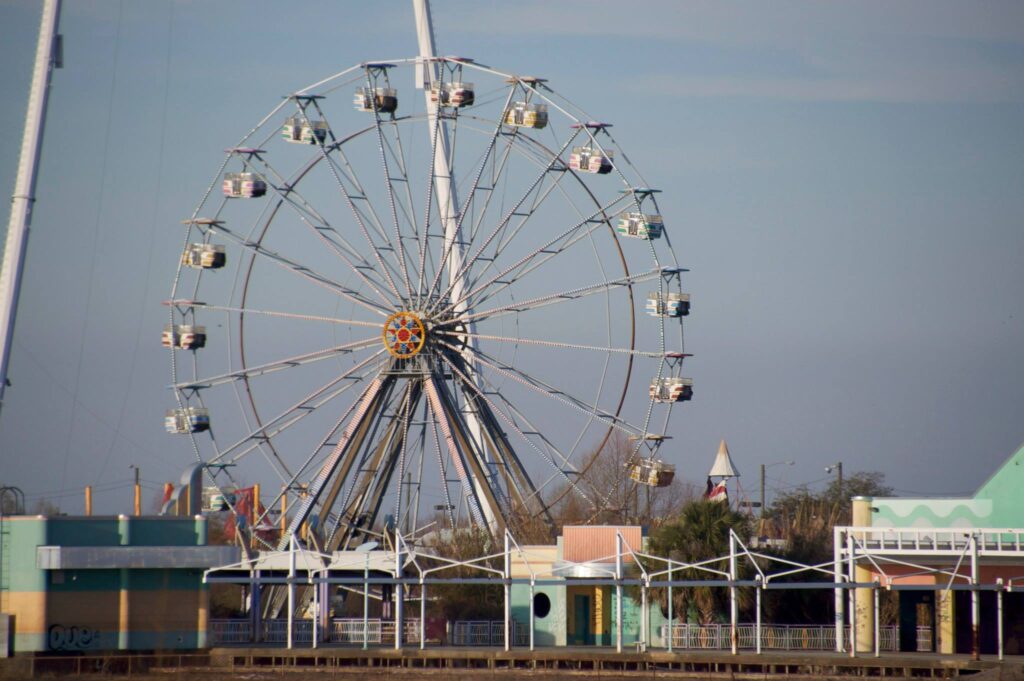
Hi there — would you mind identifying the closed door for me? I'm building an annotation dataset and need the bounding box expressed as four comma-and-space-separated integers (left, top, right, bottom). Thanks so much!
574, 594, 590, 645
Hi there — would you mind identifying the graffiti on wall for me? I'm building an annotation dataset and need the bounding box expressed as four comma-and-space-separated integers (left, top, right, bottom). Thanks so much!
48, 624, 101, 650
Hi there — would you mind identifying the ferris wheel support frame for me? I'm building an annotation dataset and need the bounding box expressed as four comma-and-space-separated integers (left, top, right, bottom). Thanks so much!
0, 0, 62, 420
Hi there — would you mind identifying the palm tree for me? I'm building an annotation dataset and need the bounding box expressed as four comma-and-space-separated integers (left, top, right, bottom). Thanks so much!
645, 499, 753, 624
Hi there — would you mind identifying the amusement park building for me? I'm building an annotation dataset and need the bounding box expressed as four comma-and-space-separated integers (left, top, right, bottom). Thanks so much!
844, 440, 1024, 656
0, 515, 237, 655
511, 525, 669, 647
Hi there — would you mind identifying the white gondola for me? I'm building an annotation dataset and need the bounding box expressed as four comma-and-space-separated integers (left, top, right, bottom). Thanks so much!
281, 116, 329, 144
646, 291, 690, 317
430, 81, 474, 108
222, 172, 266, 198
617, 212, 663, 240
162, 324, 207, 350
650, 377, 693, 403
201, 486, 235, 513
353, 87, 398, 113
569, 146, 613, 174
504, 102, 548, 129
627, 458, 676, 487
165, 407, 210, 434
181, 243, 226, 269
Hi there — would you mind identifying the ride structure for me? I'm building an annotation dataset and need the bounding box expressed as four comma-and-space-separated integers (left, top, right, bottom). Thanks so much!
164, 7, 692, 557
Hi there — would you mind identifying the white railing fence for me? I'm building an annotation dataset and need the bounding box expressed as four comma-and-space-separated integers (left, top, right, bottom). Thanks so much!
210, 618, 421, 646
450, 620, 527, 646
660, 623, 899, 652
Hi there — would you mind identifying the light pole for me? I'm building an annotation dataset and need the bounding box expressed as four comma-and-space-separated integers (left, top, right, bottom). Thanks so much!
825, 461, 843, 501
760, 460, 794, 519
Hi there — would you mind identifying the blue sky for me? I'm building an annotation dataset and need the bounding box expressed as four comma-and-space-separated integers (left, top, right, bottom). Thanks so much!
1, 0, 1022, 514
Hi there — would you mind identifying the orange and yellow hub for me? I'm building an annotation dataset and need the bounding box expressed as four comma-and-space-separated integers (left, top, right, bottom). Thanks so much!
383, 311, 426, 359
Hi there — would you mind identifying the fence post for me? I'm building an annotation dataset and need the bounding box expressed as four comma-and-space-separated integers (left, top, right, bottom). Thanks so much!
970, 533, 980, 661
846, 533, 857, 658
755, 576, 762, 654
363, 553, 369, 650
873, 584, 880, 657
667, 564, 674, 652
729, 532, 738, 655
615, 532, 623, 654
997, 580, 1004, 661
395, 539, 404, 650
287, 535, 296, 650
834, 527, 845, 653
529, 578, 535, 651
504, 532, 511, 652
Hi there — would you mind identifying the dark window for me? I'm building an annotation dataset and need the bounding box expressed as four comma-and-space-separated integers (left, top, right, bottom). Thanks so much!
534, 592, 551, 619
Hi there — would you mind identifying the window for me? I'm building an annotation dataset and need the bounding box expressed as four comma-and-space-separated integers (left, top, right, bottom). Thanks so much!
533, 592, 551, 619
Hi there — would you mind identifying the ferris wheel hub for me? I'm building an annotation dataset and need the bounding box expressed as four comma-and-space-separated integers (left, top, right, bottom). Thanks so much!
383, 310, 427, 359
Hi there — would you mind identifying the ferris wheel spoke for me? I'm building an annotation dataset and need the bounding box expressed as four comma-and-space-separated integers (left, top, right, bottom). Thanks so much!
379, 110, 424, 291
173, 336, 380, 391
204, 349, 386, 468
439, 353, 589, 510
203, 218, 390, 315
435, 329, 659, 358
422, 86, 516, 307
450, 191, 630, 314
185, 302, 383, 329
364, 71, 415, 299
439, 338, 645, 439
457, 268, 663, 325
427, 128, 582, 310
307, 126, 405, 302
255, 175, 401, 308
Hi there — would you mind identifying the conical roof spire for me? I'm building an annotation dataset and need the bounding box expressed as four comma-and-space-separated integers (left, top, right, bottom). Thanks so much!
709, 439, 740, 478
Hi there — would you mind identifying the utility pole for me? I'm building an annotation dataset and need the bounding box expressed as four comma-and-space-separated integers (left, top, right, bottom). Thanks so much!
0, 0, 62, 420
826, 461, 844, 501
759, 460, 794, 520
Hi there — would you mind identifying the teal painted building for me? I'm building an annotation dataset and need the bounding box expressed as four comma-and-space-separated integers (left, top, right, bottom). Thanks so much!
0, 515, 237, 654
509, 526, 669, 647
872, 440, 1024, 528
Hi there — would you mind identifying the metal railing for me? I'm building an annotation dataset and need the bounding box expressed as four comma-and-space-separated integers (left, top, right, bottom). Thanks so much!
210, 618, 421, 646
841, 527, 1024, 555
660, 623, 898, 652
450, 620, 527, 646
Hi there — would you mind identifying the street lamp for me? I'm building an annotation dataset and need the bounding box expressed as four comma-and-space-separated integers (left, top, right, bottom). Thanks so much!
825, 461, 843, 501
760, 460, 795, 519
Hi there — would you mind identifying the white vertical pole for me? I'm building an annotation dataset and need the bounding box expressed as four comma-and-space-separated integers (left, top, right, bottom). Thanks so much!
312, 574, 319, 649
615, 532, 623, 653
834, 528, 845, 653
363, 553, 369, 650
395, 537, 404, 650
755, 577, 762, 655
667, 564, 674, 652
729, 532, 738, 655
847, 533, 856, 658
503, 532, 511, 651
970, 533, 980, 661
640, 577, 648, 652
873, 585, 880, 657
287, 535, 296, 650
997, 582, 1004, 661
529, 578, 535, 651
0, 0, 62, 418
420, 577, 426, 650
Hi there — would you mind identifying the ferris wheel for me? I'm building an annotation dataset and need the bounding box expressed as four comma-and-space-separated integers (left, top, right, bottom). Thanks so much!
164, 55, 691, 552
